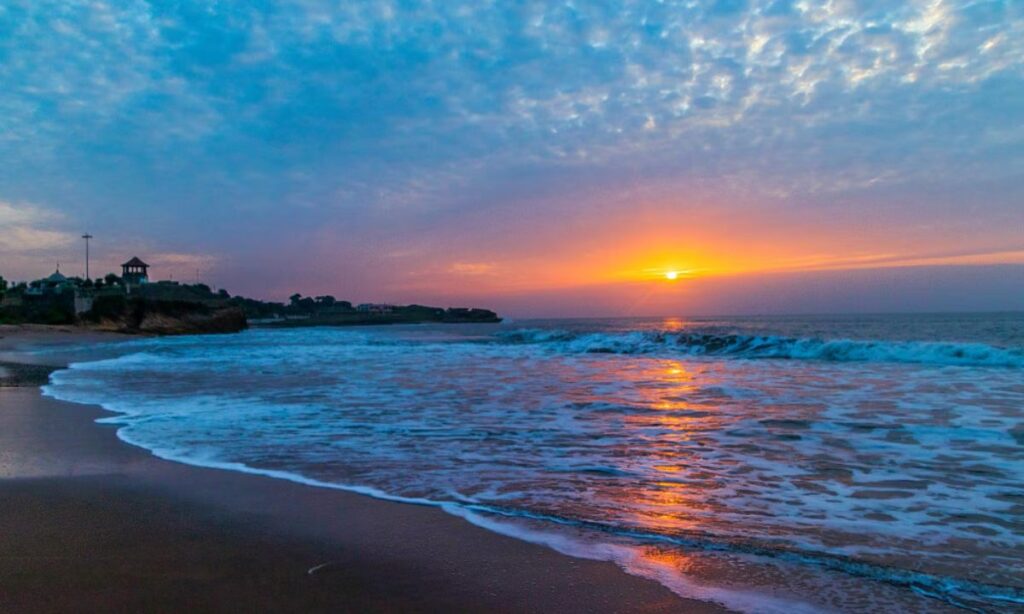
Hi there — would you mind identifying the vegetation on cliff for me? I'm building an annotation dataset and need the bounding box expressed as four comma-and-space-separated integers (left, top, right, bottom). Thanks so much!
221, 293, 500, 326
1, 271, 501, 333
262, 305, 502, 327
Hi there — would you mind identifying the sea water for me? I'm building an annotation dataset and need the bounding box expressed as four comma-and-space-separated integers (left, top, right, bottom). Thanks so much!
42, 314, 1024, 612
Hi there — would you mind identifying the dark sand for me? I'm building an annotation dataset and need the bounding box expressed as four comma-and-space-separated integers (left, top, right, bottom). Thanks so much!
0, 330, 725, 613
0, 325, 137, 386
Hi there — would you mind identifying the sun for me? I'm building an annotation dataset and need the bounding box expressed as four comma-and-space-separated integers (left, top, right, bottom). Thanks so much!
665, 271, 679, 281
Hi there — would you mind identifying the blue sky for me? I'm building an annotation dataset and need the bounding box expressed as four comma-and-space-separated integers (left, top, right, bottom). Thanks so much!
1, 1, 1022, 315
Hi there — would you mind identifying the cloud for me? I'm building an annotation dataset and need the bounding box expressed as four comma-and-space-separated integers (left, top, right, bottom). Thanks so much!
0, 199, 220, 284
0, 201, 75, 251
0, 226, 74, 252
0, 1, 1021, 308
136, 251, 220, 284
0, 200, 78, 280
3, 1, 1021, 209
449, 262, 497, 276
0, 200, 58, 227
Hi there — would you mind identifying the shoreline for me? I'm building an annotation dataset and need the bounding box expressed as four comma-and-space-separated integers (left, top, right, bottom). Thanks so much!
0, 328, 725, 612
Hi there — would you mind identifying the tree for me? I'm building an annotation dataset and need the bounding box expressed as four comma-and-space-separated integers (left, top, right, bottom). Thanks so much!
0, 276, 6, 292
217, 289, 230, 298
105, 273, 120, 286
315, 295, 336, 307
289, 293, 302, 307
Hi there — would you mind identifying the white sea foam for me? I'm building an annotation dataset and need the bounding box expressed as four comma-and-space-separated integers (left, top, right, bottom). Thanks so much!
447, 507, 826, 614
500, 328, 1024, 367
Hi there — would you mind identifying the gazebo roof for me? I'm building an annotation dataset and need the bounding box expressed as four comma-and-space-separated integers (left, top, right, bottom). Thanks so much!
122, 256, 149, 268
46, 270, 67, 283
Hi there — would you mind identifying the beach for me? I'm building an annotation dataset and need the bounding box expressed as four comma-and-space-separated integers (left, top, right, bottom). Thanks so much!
0, 327, 721, 613
5, 317, 1021, 612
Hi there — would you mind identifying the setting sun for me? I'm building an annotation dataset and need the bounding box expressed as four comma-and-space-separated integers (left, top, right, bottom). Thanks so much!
665, 271, 679, 281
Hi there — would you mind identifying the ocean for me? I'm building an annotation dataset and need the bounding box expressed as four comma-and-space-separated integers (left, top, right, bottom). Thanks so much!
42, 313, 1024, 612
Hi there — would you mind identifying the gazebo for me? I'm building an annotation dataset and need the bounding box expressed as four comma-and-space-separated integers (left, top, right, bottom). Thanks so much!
121, 257, 150, 285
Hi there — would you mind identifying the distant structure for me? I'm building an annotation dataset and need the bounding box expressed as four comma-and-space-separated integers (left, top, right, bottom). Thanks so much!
121, 257, 150, 286
45, 268, 67, 286
357, 303, 395, 314
26, 267, 70, 295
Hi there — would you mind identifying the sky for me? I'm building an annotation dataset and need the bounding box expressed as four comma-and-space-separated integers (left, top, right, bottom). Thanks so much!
1, 0, 1022, 316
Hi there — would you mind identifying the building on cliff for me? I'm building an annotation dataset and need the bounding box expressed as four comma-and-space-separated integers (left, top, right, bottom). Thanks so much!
26, 268, 72, 296
121, 257, 150, 289
356, 303, 395, 314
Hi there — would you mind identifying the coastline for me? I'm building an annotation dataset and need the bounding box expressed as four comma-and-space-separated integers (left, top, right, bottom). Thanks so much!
0, 327, 725, 613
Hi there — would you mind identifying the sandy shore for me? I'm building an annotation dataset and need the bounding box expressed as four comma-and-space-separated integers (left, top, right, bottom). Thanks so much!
0, 327, 724, 613
0, 324, 139, 355
0, 325, 138, 386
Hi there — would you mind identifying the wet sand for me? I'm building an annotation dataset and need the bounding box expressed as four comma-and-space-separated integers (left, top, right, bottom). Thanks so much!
0, 324, 138, 355
0, 325, 136, 386
0, 328, 725, 613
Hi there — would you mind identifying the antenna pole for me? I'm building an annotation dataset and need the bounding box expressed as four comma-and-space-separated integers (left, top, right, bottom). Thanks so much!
81, 234, 93, 280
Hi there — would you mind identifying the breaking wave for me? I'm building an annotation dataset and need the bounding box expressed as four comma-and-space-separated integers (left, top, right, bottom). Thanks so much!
498, 329, 1024, 367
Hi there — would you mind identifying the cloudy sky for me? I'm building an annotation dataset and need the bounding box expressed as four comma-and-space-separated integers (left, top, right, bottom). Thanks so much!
1, 1, 1022, 315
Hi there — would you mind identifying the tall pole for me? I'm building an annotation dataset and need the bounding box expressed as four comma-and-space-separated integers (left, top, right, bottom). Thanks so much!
82, 234, 93, 280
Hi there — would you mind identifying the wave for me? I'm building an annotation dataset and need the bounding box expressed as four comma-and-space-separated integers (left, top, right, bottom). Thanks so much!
39, 374, 804, 614
36, 372, 1024, 612
497, 329, 1024, 367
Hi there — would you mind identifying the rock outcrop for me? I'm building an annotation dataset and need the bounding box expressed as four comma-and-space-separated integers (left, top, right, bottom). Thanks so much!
82, 297, 247, 335
135, 306, 248, 335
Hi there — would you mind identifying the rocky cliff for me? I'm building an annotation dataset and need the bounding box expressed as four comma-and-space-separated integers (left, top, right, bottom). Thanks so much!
82, 297, 247, 335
